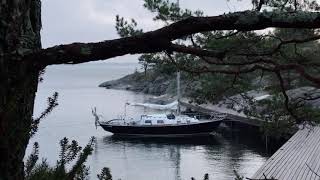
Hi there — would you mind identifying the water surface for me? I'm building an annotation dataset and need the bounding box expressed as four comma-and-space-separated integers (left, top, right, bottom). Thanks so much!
28, 62, 268, 180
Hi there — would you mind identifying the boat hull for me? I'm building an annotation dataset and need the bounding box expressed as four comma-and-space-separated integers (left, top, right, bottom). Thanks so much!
99, 120, 221, 137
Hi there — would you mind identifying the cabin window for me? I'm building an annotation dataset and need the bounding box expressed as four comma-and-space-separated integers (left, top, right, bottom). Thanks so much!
157, 120, 164, 124
167, 114, 175, 119
145, 120, 152, 124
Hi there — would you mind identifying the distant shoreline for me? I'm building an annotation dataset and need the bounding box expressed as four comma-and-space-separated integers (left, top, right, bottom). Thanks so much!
99, 70, 176, 96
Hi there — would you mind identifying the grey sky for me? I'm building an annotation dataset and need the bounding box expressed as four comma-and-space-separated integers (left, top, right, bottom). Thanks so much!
41, 0, 252, 63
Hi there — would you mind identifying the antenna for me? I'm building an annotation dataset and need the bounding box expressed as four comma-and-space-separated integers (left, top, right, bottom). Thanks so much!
124, 101, 130, 122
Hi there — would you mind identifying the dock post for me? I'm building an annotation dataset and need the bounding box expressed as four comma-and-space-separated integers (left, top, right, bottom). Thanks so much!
265, 134, 268, 152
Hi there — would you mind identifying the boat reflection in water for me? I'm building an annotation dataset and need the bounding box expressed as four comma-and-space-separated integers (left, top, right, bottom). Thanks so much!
91, 134, 268, 180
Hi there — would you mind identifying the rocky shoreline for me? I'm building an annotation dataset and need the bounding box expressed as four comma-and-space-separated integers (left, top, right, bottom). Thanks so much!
99, 71, 176, 96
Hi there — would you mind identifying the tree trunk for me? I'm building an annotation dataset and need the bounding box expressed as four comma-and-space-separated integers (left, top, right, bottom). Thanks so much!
0, 0, 42, 179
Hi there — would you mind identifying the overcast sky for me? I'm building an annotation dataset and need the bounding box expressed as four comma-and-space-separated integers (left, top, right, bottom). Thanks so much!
41, 0, 252, 63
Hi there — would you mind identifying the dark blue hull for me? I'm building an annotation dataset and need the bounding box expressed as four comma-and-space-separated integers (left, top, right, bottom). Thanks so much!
99, 120, 221, 136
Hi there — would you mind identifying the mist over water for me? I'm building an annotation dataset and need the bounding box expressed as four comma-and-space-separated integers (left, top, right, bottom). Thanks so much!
28, 62, 268, 180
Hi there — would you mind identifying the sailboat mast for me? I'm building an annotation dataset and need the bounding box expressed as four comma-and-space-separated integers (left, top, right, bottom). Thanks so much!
176, 0, 181, 116
177, 71, 181, 115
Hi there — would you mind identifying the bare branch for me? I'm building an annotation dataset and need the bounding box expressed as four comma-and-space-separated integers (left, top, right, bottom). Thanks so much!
277, 64, 320, 87
275, 71, 301, 123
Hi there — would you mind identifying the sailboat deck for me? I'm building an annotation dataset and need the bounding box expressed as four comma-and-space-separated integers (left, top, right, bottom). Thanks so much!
100, 120, 216, 127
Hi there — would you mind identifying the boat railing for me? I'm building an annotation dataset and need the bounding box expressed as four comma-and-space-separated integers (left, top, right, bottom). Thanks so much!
209, 112, 228, 121
182, 112, 206, 119
103, 118, 142, 126
182, 111, 227, 121
104, 119, 125, 125
182, 112, 227, 121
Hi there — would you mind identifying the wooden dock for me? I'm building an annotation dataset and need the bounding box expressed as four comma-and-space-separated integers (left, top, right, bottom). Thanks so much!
252, 126, 320, 180
179, 100, 263, 126
180, 100, 320, 179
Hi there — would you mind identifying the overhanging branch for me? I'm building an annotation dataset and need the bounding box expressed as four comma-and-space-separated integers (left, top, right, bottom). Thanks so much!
19, 10, 320, 66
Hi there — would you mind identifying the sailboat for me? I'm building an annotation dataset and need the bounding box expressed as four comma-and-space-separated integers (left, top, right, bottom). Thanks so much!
93, 72, 224, 137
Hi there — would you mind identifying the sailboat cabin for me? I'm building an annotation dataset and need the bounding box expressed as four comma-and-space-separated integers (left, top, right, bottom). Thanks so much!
139, 114, 199, 125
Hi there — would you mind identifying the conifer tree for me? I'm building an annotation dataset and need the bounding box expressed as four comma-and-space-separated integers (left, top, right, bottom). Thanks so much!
2, 0, 320, 179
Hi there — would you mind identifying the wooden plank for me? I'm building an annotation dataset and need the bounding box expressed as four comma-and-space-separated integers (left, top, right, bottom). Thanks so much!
306, 135, 320, 180
293, 128, 320, 180
254, 128, 302, 176
312, 130, 320, 180
269, 128, 318, 179
280, 128, 318, 180
261, 129, 307, 179
252, 126, 320, 180
312, 143, 320, 180
314, 128, 320, 180
252, 130, 305, 178
312, 127, 320, 179
290, 127, 320, 180
300, 128, 320, 180
298, 129, 316, 179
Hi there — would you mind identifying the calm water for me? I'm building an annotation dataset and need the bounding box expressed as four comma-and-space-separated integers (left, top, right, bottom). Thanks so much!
27, 62, 268, 180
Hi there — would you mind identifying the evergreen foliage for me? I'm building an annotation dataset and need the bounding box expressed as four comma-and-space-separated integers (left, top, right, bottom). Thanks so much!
114, 0, 320, 139
2, 0, 320, 179
24, 137, 113, 180
97, 168, 112, 180
31, 92, 59, 137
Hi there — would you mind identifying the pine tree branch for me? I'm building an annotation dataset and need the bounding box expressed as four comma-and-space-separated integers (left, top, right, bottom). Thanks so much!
236, 35, 320, 57
275, 71, 301, 123
256, 0, 265, 11
19, 10, 320, 66
167, 52, 320, 88
169, 44, 226, 58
